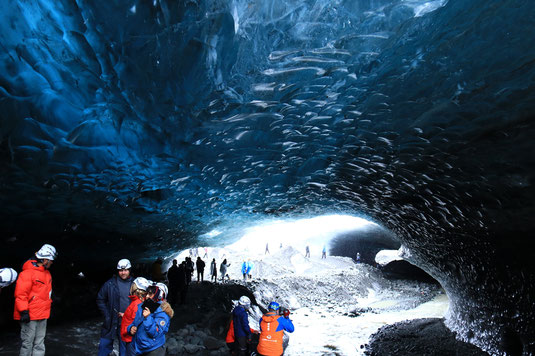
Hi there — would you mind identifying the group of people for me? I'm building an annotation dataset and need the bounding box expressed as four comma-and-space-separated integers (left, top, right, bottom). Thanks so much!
227, 296, 295, 356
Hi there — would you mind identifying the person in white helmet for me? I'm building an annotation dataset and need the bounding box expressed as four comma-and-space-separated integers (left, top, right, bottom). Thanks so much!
96, 258, 134, 356
233, 295, 253, 356
14, 243, 57, 356
0, 267, 18, 293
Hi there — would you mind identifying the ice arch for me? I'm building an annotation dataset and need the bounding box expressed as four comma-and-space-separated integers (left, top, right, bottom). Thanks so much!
1, 0, 534, 354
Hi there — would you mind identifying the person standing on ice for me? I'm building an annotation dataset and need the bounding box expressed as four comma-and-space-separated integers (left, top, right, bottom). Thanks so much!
322, 246, 326, 259
97, 258, 134, 356
220, 259, 230, 282
0, 267, 18, 293
257, 301, 295, 356
265, 243, 270, 255
305, 245, 310, 258
166, 260, 180, 306
356, 252, 361, 263
196, 256, 206, 282
233, 296, 254, 356
210, 258, 217, 282
14, 244, 57, 356
247, 259, 254, 280
241, 260, 248, 281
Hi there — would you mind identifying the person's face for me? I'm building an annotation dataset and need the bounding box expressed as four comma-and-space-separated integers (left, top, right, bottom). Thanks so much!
118, 268, 130, 280
42, 259, 53, 269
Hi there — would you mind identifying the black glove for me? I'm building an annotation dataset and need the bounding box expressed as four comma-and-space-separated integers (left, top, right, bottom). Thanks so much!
20, 310, 30, 323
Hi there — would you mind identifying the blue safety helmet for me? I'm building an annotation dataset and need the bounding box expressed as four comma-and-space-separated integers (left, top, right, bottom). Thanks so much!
268, 301, 280, 311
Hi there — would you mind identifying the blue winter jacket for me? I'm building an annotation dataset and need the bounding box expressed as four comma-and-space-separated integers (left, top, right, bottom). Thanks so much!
128, 302, 171, 354
232, 305, 251, 338
96, 275, 133, 338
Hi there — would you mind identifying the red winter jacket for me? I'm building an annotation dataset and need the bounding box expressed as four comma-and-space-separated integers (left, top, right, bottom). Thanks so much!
121, 295, 143, 342
14, 259, 53, 320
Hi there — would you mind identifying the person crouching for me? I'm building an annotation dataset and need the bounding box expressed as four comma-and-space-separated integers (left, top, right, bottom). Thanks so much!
121, 277, 151, 356
127, 283, 173, 356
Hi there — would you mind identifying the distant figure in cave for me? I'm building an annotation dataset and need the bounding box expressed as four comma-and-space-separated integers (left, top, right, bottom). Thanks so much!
210, 258, 217, 282
203, 247, 208, 258
97, 258, 133, 356
247, 259, 254, 280
322, 246, 327, 259
166, 260, 181, 306
220, 259, 231, 282
356, 252, 361, 263
265, 243, 270, 255
196, 257, 206, 282
305, 245, 310, 258
241, 260, 248, 281
151, 257, 163, 282
185, 257, 194, 285
178, 261, 187, 304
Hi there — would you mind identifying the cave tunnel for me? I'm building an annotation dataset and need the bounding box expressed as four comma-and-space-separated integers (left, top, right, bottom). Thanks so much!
1, 0, 535, 354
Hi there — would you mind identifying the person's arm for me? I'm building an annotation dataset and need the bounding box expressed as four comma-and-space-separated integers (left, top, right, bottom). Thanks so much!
127, 303, 143, 334
14, 271, 32, 316
143, 312, 170, 338
279, 317, 295, 333
96, 281, 111, 321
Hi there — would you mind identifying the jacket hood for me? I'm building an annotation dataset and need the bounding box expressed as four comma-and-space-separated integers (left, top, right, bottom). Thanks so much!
22, 259, 43, 272
160, 301, 174, 318
262, 312, 278, 323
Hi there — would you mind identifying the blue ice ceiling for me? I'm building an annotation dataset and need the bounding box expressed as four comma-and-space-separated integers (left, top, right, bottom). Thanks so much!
1, 0, 535, 353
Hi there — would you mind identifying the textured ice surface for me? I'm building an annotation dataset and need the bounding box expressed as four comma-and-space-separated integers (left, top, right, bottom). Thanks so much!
1, 0, 535, 353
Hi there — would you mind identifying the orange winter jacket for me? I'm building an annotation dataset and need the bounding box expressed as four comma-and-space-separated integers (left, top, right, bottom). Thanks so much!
121, 295, 143, 342
257, 311, 294, 356
14, 259, 53, 321
226, 319, 257, 343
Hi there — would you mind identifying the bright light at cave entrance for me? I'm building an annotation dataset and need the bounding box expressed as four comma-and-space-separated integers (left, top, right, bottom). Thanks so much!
228, 214, 376, 253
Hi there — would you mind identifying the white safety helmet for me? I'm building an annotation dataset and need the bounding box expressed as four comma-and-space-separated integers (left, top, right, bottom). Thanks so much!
0, 268, 18, 288
133, 277, 150, 291
35, 244, 57, 261
117, 259, 132, 270
156, 282, 168, 300
239, 295, 251, 308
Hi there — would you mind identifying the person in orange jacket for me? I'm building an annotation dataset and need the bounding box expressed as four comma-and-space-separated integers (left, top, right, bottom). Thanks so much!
13, 244, 57, 356
257, 302, 294, 356
120, 277, 150, 356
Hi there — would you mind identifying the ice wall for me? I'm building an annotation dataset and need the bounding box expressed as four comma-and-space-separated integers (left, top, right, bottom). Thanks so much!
1, 0, 534, 353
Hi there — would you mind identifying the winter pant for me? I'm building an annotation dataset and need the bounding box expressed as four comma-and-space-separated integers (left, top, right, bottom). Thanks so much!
236, 336, 249, 356
125, 341, 136, 356
19, 319, 47, 356
98, 335, 126, 356
140, 345, 165, 356
197, 270, 204, 281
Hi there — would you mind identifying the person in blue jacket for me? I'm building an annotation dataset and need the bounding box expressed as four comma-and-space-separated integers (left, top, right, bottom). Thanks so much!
128, 284, 174, 356
97, 259, 134, 356
233, 296, 253, 356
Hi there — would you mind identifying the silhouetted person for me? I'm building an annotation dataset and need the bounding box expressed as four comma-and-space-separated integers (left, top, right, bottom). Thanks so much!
151, 257, 163, 282
196, 257, 206, 282
178, 261, 187, 304
265, 243, 270, 255
322, 246, 326, 259
185, 257, 194, 285
167, 260, 180, 306
210, 259, 217, 282
305, 245, 310, 258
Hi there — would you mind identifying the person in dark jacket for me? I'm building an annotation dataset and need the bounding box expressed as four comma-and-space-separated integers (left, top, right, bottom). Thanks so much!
196, 257, 206, 282
97, 258, 134, 356
166, 260, 180, 306
185, 257, 194, 285
233, 296, 253, 356
210, 259, 217, 282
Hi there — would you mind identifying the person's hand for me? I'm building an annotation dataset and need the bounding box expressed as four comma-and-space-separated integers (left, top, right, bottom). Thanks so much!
142, 307, 151, 318
283, 309, 291, 318
20, 310, 30, 323
130, 326, 137, 335
117, 312, 124, 318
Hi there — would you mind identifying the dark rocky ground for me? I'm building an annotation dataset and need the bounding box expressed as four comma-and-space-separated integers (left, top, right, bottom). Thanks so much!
364, 318, 489, 356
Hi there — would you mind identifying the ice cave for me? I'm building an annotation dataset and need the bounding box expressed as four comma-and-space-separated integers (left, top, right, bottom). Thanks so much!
0, 0, 534, 355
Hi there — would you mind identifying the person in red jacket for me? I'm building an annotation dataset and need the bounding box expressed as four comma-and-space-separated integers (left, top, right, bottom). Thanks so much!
13, 244, 57, 356
120, 277, 150, 356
